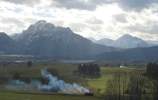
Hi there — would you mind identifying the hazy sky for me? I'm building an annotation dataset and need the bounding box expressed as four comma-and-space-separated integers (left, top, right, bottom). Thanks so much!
0, 0, 158, 40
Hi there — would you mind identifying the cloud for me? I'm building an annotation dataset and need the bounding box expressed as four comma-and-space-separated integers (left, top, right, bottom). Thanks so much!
51, 0, 158, 12
1, 0, 41, 6
0, 0, 158, 40
127, 21, 158, 35
2, 0, 158, 12
0, 17, 24, 27
69, 23, 88, 32
51, 0, 113, 11
113, 14, 127, 23
52, 0, 95, 10
86, 17, 103, 25
118, 0, 158, 11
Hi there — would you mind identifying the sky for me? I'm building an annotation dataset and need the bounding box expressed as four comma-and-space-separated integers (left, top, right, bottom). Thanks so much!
0, 0, 158, 41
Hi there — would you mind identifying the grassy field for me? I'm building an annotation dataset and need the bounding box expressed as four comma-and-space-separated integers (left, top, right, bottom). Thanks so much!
87, 67, 145, 95
0, 91, 101, 100
0, 62, 146, 100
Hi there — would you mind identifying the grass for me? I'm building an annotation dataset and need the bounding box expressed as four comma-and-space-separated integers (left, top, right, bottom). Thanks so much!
0, 62, 146, 99
0, 63, 77, 78
0, 91, 101, 100
87, 67, 145, 95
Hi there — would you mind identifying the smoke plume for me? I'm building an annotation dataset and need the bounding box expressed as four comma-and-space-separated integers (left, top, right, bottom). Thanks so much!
6, 68, 90, 94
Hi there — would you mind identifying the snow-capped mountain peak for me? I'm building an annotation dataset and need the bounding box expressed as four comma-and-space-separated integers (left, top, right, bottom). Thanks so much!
96, 34, 150, 48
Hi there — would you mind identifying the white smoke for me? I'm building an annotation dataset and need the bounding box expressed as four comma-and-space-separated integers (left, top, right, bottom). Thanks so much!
6, 68, 90, 94
6, 80, 41, 91
39, 68, 90, 94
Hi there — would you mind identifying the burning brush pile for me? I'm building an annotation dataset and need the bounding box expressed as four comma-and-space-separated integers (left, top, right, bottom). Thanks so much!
6, 68, 91, 95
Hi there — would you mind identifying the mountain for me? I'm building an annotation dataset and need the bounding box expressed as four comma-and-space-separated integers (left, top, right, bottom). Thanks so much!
14, 20, 115, 59
96, 34, 149, 49
115, 34, 149, 48
88, 37, 97, 42
97, 46, 158, 63
96, 38, 114, 47
0, 21, 157, 61
147, 40, 158, 46
0, 32, 16, 54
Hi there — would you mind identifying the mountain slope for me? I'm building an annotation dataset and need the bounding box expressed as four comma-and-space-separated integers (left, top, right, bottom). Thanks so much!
97, 46, 158, 62
96, 34, 149, 48
147, 40, 158, 46
0, 32, 16, 54
14, 20, 115, 59
115, 34, 149, 48
88, 37, 96, 42
96, 38, 114, 47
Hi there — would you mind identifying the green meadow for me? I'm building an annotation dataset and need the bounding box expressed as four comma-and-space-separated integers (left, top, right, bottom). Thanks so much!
0, 62, 147, 100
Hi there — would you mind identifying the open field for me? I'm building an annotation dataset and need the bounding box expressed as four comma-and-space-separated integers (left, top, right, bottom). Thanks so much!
0, 90, 101, 100
0, 61, 147, 100
87, 67, 145, 94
